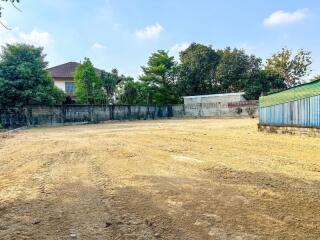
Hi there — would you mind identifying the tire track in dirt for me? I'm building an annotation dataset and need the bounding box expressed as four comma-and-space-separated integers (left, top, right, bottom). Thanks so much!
88, 157, 158, 239
0, 151, 77, 239
87, 155, 211, 240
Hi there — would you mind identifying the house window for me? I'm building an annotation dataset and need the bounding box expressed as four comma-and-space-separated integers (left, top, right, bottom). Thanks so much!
65, 82, 75, 93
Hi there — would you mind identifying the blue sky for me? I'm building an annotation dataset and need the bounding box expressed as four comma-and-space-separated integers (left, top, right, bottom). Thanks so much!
1, 0, 319, 79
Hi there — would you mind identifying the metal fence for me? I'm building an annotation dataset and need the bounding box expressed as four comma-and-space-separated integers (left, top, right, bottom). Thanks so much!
259, 95, 320, 127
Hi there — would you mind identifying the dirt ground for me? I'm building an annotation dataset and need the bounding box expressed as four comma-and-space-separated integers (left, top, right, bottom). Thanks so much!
0, 118, 319, 240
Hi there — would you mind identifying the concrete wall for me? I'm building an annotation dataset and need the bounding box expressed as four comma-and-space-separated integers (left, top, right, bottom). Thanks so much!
0, 101, 258, 129
183, 93, 246, 106
0, 108, 28, 128
258, 124, 320, 137
184, 101, 258, 118
182, 93, 258, 117
0, 104, 185, 128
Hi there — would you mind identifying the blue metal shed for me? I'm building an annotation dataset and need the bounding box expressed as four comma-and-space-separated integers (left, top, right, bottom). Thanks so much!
259, 80, 320, 127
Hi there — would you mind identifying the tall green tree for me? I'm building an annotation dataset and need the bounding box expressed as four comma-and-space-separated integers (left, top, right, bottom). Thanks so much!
265, 48, 312, 87
100, 68, 129, 104
140, 50, 179, 105
244, 71, 286, 100
178, 43, 220, 96
74, 58, 105, 104
0, 44, 65, 108
100, 69, 118, 104
215, 47, 262, 93
117, 77, 150, 105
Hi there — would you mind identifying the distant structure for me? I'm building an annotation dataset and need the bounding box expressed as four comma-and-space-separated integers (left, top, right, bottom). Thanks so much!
47, 62, 80, 98
183, 92, 246, 105
259, 80, 320, 136
183, 92, 258, 117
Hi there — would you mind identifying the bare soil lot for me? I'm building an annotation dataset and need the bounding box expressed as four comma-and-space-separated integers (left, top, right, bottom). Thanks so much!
0, 119, 319, 240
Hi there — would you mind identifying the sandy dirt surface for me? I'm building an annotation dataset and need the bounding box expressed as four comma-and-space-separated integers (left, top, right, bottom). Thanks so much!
0, 118, 319, 240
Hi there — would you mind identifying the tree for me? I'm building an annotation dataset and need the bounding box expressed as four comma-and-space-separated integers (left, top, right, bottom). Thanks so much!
74, 58, 105, 104
215, 47, 262, 93
140, 50, 180, 105
117, 77, 150, 105
244, 71, 286, 100
178, 43, 220, 96
0, 0, 20, 29
265, 48, 312, 88
0, 44, 65, 108
100, 68, 124, 104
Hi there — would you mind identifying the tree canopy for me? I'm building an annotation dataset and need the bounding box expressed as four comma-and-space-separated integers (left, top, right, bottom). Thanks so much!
215, 47, 262, 93
244, 71, 286, 100
0, 44, 65, 108
176, 44, 287, 100
0, 41, 315, 108
134, 45, 312, 103
74, 58, 105, 104
265, 48, 312, 88
72, 45, 313, 104
117, 77, 150, 105
140, 50, 180, 105
178, 43, 220, 96
100, 69, 120, 104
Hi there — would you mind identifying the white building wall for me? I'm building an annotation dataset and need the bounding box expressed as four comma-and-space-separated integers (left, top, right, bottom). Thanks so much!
183, 92, 258, 117
54, 81, 66, 92
183, 92, 246, 105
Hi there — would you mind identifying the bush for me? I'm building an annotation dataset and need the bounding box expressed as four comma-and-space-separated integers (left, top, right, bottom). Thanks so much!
235, 107, 243, 115
246, 107, 257, 118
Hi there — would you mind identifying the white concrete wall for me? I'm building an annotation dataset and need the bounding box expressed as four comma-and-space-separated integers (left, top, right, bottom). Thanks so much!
183, 93, 246, 105
183, 93, 258, 117
53, 77, 75, 93
54, 81, 66, 92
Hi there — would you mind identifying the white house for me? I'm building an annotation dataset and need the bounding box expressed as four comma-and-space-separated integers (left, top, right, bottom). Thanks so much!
47, 62, 79, 98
